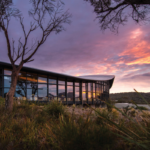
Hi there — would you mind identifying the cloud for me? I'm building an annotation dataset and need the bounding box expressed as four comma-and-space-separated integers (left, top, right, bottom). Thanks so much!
0, 0, 150, 93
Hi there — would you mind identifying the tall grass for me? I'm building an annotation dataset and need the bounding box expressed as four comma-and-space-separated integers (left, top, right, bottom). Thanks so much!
0, 94, 150, 150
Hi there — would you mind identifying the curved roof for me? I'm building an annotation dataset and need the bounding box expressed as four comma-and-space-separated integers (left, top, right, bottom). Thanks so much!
78, 75, 115, 88
78, 75, 115, 81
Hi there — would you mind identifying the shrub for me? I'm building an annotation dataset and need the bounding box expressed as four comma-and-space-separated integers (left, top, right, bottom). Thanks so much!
45, 100, 65, 118
54, 115, 117, 150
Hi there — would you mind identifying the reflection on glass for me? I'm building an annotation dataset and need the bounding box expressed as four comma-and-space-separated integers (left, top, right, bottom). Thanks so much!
88, 83, 92, 92
75, 82, 79, 86
15, 88, 26, 97
49, 85, 57, 100
58, 85, 66, 101
75, 87, 80, 101
4, 76, 11, 87
16, 72, 26, 90
4, 69, 12, 75
93, 92, 95, 98
38, 84, 47, 100
67, 82, 73, 86
93, 83, 95, 92
4, 88, 9, 97
27, 89, 38, 100
27, 73, 37, 83
82, 83, 87, 101
67, 86, 73, 101
38, 75, 47, 83
58, 80, 65, 85
88, 92, 92, 101
49, 78, 56, 84
82, 93, 86, 101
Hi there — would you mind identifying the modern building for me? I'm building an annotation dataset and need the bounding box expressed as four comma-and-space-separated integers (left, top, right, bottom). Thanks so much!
0, 61, 115, 105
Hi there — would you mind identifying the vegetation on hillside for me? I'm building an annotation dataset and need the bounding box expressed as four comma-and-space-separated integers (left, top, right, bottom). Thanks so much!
110, 92, 150, 104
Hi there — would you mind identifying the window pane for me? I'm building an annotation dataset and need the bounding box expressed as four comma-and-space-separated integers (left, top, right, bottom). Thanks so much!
75, 82, 79, 86
67, 82, 73, 86
58, 80, 65, 85
38, 84, 47, 100
4, 69, 12, 75
88, 92, 92, 101
93, 83, 95, 92
49, 78, 57, 84
93, 92, 95, 98
4, 76, 11, 87
75, 86, 80, 102
58, 85, 66, 101
15, 88, 26, 98
27, 73, 37, 83
82, 92, 86, 101
27, 73, 37, 88
88, 83, 92, 92
82, 83, 87, 101
27, 89, 38, 100
38, 75, 47, 83
67, 86, 73, 101
49, 85, 57, 100
16, 72, 26, 89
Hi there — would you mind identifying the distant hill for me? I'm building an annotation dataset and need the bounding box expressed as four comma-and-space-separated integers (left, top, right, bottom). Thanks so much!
110, 92, 150, 104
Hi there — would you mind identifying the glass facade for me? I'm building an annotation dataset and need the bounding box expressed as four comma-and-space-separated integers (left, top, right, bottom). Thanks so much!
82, 82, 87, 102
67, 82, 73, 102
75, 82, 80, 102
58, 79, 66, 102
48, 76, 57, 100
88, 83, 92, 102
0, 66, 111, 103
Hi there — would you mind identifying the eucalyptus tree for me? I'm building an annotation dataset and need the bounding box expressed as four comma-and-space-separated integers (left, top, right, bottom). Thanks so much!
0, 0, 71, 111
85, 0, 150, 32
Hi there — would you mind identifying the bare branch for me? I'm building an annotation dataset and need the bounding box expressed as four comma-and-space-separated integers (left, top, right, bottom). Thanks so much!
85, 0, 150, 32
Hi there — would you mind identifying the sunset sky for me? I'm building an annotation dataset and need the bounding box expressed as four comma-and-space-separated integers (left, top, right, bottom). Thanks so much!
0, 0, 150, 93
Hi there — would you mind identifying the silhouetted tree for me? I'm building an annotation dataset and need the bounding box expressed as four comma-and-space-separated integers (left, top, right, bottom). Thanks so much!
85, 0, 150, 32
0, 0, 71, 111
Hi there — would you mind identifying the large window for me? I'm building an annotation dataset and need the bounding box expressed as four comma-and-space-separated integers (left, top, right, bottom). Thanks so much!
82, 82, 87, 102
93, 83, 96, 101
38, 75, 47, 83
16, 72, 26, 98
38, 84, 47, 101
38, 75, 47, 101
49, 76, 57, 100
67, 82, 73, 102
4, 69, 12, 75
58, 79, 66, 101
4, 76, 11, 87
75, 82, 80, 102
88, 83, 92, 102
27, 73, 38, 100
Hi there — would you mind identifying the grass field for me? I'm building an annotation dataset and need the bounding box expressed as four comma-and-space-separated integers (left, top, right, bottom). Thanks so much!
0, 97, 150, 150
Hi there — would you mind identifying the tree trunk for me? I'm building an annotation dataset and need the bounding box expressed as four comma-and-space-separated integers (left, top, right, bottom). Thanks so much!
5, 70, 19, 111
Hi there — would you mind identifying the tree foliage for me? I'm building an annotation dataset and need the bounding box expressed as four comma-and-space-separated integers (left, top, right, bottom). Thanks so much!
85, 0, 150, 32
